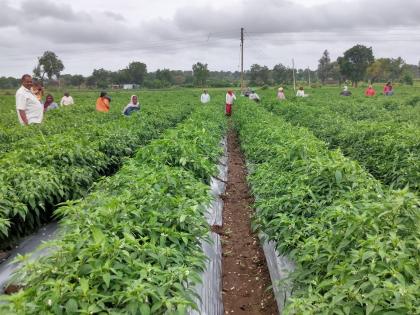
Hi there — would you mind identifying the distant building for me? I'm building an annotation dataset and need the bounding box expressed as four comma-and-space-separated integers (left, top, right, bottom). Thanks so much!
123, 84, 139, 90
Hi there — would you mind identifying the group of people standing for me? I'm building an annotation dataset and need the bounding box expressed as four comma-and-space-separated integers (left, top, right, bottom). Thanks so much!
15, 74, 74, 125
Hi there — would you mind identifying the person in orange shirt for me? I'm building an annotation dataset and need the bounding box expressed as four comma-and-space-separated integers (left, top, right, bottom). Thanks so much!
96, 91, 110, 112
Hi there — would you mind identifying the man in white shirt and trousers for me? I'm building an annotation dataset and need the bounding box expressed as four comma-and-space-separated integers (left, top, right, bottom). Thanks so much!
200, 90, 210, 104
16, 74, 44, 125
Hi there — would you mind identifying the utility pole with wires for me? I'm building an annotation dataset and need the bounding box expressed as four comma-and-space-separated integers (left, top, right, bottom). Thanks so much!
240, 27, 244, 92
292, 58, 296, 91
308, 66, 311, 85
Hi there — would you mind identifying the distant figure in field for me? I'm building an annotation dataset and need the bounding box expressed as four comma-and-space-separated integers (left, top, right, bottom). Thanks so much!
60, 92, 74, 106
96, 91, 110, 112
249, 90, 260, 102
122, 95, 140, 116
365, 85, 376, 97
200, 90, 211, 104
277, 87, 286, 100
15, 74, 43, 125
384, 82, 394, 96
225, 89, 236, 116
31, 81, 44, 101
340, 85, 352, 96
296, 86, 306, 97
43, 94, 59, 111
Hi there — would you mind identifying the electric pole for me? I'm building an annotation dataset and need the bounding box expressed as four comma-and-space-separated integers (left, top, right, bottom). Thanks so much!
308, 67, 311, 85
292, 58, 296, 91
240, 27, 244, 92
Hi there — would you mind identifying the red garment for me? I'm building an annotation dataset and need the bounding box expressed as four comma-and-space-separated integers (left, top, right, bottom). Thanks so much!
383, 85, 391, 93
225, 103, 232, 116
365, 88, 376, 96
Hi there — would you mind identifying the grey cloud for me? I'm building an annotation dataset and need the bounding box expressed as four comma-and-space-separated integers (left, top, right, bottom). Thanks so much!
0, 3, 19, 27
21, 0, 90, 22
104, 11, 126, 21
173, 0, 420, 36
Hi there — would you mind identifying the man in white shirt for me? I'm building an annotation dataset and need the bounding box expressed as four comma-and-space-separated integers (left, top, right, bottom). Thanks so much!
200, 90, 210, 104
60, 92, 74, 106
15, 74, 44, 125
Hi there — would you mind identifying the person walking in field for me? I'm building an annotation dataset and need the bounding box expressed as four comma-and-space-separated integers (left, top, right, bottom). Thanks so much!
225, 89, 236, 116
122, 95, 140, 116
200, 90, 210, 104
60, 92, 74, 106
365, 85, 376, 96
277, 87, 286, 100
43, 94, 59, 111
96, 91, 111, 112
384, 82, 394, 96
15, 74, 44, 125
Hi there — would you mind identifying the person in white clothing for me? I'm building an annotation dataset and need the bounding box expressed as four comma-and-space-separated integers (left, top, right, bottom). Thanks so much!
248, 90, 260, 102
15, 74, 44, 125
296, 86, 306, 97
200, 90, 210, 104
60, 92, 74, 106
225, 89, 236, 116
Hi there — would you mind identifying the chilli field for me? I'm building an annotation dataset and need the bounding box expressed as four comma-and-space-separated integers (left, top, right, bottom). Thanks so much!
0, 86, 419, 314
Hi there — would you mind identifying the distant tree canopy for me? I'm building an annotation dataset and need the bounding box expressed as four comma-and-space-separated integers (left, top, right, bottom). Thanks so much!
338, 45, 374, 86
3, 45, 418, 89
250, 64, 270, 85
33, 51, 64, 82
318, 50, 334, 84
367, 57, 406, 83
192, 62, 209, 87
126, 61, 147, 85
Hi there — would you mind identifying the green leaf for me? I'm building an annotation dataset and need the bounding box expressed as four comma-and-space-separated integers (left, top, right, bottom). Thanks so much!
103, 273, 111, 288
139, 303, 151, 315
65, 298, 78, 314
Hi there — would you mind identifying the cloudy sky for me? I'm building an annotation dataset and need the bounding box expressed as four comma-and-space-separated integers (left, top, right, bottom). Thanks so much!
1, 0, 419, 77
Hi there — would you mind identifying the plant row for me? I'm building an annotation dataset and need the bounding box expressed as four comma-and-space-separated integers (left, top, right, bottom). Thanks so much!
0, 103, 226, 314
0, 92, 184, 155
234, 103, 420, 314
264, 97, 420, 192
0, 99, 194, 248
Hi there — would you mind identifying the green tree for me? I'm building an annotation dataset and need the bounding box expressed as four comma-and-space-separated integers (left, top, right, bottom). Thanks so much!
33, 51, 64, 82
156, 69, 173, 87
250, 64, 270, 85
338, 45, 374, 86
272, 63, 293, 84
90, 68, 112, 89
70, 75, 85, 88
317, 50, 333, 84
126, 61, 147, 85
192, 62, 209, 87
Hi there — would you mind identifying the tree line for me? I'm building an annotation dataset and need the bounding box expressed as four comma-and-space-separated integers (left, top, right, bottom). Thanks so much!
0, 46, 418, 89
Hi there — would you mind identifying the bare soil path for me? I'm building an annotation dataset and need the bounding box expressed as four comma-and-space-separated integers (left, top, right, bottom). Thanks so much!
220, 125, 278, 314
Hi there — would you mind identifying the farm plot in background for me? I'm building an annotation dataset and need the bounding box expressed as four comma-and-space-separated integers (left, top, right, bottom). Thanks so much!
260, 86, 420, 192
